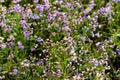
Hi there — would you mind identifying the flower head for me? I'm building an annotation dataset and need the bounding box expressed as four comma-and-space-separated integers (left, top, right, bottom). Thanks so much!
37, 37, 43, 42
18, 41, 24, 49
0, 43, 6, 50
34, 0, 39, 3
13, 4, 21, 12
13, 0, 21, 3
117, 49, 120, 55
36, 4, 44, 14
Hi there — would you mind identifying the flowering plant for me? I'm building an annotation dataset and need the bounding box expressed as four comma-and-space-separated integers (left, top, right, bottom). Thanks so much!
0, 0, 120, 79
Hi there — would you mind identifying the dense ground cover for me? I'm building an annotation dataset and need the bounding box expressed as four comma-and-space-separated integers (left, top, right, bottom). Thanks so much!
0, 0, 120, 79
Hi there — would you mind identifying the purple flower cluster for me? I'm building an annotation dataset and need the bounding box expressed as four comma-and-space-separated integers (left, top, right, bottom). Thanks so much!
13, 4, 21, 12
113, 0, 120, 2
36, 4, 44, 14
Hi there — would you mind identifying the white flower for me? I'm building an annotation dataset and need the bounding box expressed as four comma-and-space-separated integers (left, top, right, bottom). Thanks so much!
0, 0, 4, 2
0, 36, 4, 42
